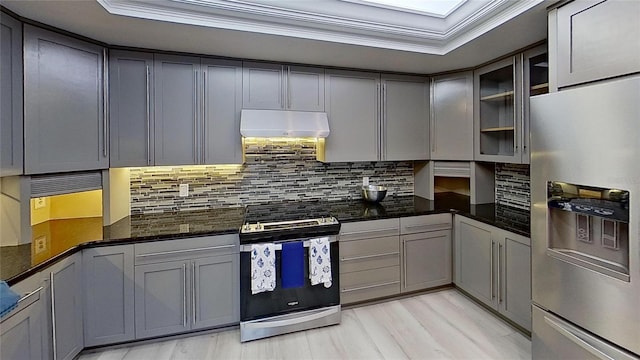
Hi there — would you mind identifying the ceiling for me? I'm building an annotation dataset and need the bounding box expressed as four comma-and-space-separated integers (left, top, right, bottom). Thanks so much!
1, 0, 550, 74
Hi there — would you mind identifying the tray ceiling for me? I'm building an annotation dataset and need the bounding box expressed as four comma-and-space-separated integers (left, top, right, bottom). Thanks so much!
97, 0, 544, 54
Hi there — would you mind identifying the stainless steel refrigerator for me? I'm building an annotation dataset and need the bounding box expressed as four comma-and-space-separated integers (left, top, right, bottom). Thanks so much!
530, 76, 640, 359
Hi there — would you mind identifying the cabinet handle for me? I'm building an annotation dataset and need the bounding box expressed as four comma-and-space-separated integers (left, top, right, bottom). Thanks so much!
18, 286, 43, 303
103, 48, 109, 158
182, 263, 187, 328
512, 57, 518, 154
382, 83, 387, 161
50, 272, 58, 360
192, 262, 196, 325
402, 239, 407, 290
341, 251, 399, 262
342, 280, 400, 293
498, 242, 503, 303
287, 66, 291, 109
376, 82, 381, 160
430, 79, 436, 153
491, 240, 495, 299
145, 65, 151, 165
135, 244, 236, 258
193, 71, 198, 164
202, 71, 207, 163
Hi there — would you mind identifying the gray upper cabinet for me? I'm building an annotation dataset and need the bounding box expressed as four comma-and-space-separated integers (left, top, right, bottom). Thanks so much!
0, 13, 23, 177
322, 70, 379, 162
109, 50, 154, 167
45, 253, 84, 360
0, 275, 44, 360
154, 54, 200, 166
430, 72, 474, 161
202, 59, 243, 164
23, 25, 108, 174
454, 215, 531, 331
83, 245, 135, 347
522, 45, 548, 165
553, 0, 640, 88
242, 62, 324, 111
381, 74, 429, 161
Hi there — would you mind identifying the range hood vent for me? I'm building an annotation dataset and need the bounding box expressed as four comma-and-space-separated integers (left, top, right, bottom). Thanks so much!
240, 109, 330, 138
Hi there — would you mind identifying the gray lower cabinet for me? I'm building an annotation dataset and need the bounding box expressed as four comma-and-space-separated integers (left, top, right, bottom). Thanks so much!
400, 214, 452, 293
454, 215, 531, 331
553, 0, 640, 88
322, 70, 379, 162
82, 245, 135, 346
23, 25, 107, 174
0, 275, 45, 360
0, 12, 23, 177
339, 218, 401, 304
109, 50, 154, 167
44, 253, 84, 360
381, 75, 429, 161
134, 235, 240, 339
430, 72, 474, 160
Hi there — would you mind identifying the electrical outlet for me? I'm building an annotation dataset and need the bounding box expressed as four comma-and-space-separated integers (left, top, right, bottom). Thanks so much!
362, 177, 369, 186
179, 184, 189, 197
179, 224, 190, 233
34, 197, 46, 209
34, 236, 47, 254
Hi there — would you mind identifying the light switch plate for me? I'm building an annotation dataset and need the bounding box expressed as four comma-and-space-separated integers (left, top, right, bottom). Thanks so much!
179, 184, 189, 197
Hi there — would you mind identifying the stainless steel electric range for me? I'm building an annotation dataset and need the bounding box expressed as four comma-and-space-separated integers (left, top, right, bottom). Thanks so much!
238, 201, 341, 342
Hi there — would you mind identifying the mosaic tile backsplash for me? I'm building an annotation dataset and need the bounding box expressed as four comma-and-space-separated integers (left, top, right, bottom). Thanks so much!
130, 139, 414, 214
495, 163, 531, 210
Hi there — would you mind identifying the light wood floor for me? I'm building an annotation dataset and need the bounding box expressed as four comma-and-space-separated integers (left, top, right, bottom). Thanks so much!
78, 289, 530, 360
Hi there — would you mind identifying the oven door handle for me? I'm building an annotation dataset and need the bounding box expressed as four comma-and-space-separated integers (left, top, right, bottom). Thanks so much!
240, 237, 337, 252
242, 306, 340, 329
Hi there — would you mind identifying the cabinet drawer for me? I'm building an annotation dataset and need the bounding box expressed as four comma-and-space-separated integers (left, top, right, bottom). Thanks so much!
340, 236, 400, 273
135, 234, 239, 264
340, 266, 400, 304
339, 218, 400, 241
400, 213, 452, 234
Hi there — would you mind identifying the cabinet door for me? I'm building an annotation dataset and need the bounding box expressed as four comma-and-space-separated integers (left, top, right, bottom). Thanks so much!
401, 230, 451, 293
242, 62, 284, 110
202, 59, 243, 164
555, 0, 640, 88
287, 65, 325, 111
522, 45, 548, 165
430, 72, 473, 161
192, 254, 239, 330
0, 297, 43, 360
154, 54, 200, 166
48, 253, 83, 360
323, 70, 379, 162
0, 13, 23, 177
135, 260, 190, 339
474, 56, 523, 164
499, 232, 531, 331
23, 25, 107, 174
109, 50, 154, 167
382, 74, 429, 161
454, 217, 495, 307
83, 245, 135, 346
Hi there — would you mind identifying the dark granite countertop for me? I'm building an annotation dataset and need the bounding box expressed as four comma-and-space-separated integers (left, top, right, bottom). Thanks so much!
1, 193, 529, 285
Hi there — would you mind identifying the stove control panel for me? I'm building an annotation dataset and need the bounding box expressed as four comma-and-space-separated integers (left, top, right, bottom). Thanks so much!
241, 217, 339, 233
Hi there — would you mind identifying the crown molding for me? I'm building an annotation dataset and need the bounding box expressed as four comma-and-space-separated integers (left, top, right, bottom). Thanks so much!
97, 0, 544, 54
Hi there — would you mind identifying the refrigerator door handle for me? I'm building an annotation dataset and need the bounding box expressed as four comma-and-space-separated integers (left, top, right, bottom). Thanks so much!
544, 315, 622, 360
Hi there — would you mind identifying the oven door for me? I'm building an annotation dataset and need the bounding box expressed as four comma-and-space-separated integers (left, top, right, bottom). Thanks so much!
240, 237, 340, 322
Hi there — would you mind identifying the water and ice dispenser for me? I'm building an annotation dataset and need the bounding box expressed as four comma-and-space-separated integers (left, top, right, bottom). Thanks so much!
546, 181, 630, 281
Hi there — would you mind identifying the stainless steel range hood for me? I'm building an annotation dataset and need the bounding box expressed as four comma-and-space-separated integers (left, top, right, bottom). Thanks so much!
240, 109, 330, 138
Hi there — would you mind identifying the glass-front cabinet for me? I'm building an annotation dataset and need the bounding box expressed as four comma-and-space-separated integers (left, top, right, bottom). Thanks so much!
474, 45, 548, 164
474, 56, 521, 163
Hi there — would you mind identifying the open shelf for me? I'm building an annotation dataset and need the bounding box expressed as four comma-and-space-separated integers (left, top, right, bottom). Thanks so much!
480, 90, 514, 101
480, 126, 515, 133
530, 82, 549, 96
